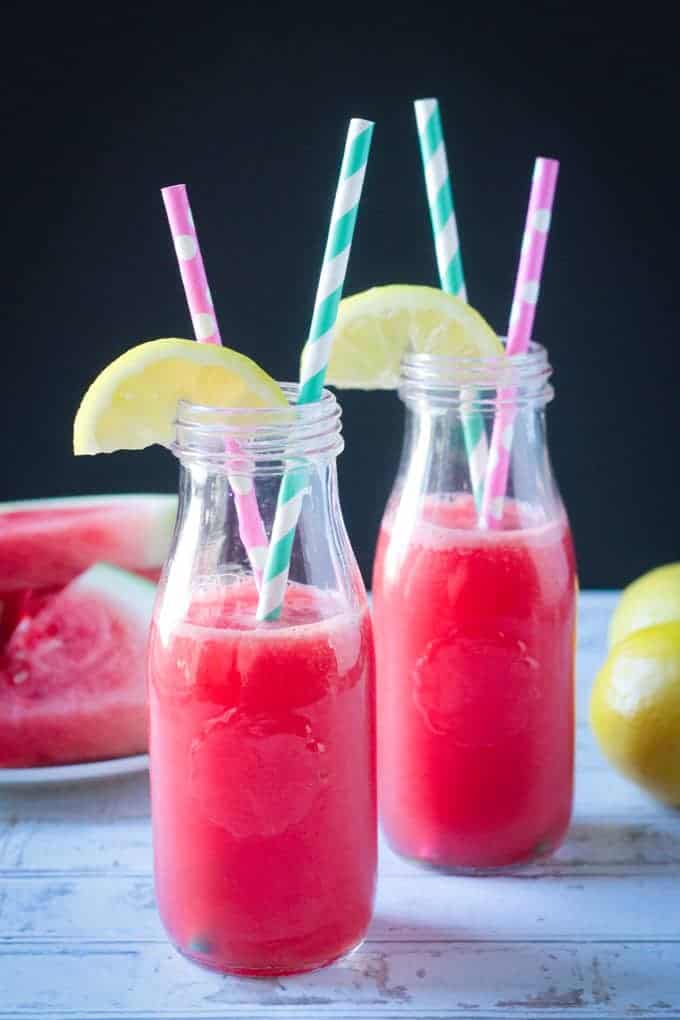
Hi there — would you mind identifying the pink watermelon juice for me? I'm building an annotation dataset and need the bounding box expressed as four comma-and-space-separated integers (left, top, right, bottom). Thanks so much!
148, 578, 376, 975
373, 495, 576, 869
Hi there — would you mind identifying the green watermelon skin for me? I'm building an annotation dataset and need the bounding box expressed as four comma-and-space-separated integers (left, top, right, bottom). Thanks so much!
0, 564, 156, 767
0, 494, 176, 592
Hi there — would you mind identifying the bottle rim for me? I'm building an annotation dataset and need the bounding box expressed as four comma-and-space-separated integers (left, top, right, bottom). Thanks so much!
172, 384, 344, 471
399, 340, 554, 408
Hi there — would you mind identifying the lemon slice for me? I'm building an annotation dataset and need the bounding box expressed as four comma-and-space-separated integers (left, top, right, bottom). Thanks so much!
322, 285, 503, 389
74, 338, 287, 455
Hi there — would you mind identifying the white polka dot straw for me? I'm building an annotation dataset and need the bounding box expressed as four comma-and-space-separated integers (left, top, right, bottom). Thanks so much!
480, 158, 559, 529
161, 184, 269, 583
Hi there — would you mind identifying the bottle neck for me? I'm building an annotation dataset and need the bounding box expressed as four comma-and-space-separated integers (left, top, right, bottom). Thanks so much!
161, 385, 365, 617
392, 345, 563, 528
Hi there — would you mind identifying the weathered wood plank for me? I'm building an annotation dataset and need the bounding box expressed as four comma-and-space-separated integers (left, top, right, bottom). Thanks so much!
1, 874, 679, 944
0, 772, 151, 822
3, 795, 678, 879
0, 940, 678, 1017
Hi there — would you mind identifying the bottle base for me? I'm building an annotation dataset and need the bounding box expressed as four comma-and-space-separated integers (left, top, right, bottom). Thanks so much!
387, 833, 568, 874
173, 934, 366, 978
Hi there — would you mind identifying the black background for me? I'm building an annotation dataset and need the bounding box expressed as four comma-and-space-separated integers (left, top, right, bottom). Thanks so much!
2, 5, 678, 588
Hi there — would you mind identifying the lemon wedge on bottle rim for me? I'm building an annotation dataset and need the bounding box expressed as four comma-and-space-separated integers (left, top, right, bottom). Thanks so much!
322, 285, 504, 390
73, 338, 288, 455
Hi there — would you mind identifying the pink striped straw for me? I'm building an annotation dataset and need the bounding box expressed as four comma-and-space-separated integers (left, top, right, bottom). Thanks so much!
161, 184, 268, 584
480, 157, 559, 529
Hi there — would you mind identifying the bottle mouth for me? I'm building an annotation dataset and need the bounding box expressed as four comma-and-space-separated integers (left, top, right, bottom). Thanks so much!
399, 341, 554, 408
172, 384, 344, 472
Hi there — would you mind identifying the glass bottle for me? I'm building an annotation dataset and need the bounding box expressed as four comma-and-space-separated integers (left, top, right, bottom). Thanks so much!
148, 387, 376, 974
372, 345, 577, 871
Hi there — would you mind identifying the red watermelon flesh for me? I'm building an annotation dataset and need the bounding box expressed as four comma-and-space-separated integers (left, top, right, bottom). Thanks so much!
0, 494, 176, 592
0, 587, 61, 646
1, 591, 25, 645
1, 573, 161, 649
0, 564, 156, 767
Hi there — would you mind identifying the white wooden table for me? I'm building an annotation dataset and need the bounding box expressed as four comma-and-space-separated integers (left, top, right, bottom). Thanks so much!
1, 591, 679, 1019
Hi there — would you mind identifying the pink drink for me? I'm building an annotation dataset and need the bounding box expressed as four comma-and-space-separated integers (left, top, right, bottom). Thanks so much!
148, 579, 376, 975
373, 495, 577, 869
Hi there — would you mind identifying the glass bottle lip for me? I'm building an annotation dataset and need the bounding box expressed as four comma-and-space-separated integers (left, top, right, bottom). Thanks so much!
399, 340, 554, 408
172, 384, 344, 471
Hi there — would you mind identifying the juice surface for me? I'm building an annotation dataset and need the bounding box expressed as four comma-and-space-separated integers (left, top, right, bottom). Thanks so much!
372, 495, 577, 869
148, 579, 376, 975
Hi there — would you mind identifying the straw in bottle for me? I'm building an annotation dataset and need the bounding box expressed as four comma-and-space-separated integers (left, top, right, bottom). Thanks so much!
480, 157, 559, 528
256, 118, 375, 622
414, 98, 488, 510
161, 184, 269, 582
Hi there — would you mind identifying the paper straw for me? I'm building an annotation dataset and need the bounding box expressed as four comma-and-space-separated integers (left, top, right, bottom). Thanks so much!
256, 118, 375, 622
161, 184, 269, 583
480, 157, 559, 529
414, 98, 488, 510
414, 99, 466, 297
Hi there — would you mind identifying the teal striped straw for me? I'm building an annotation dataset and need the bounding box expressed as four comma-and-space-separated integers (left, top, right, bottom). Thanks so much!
414, 98, 488, 510
256, 118, 374, 622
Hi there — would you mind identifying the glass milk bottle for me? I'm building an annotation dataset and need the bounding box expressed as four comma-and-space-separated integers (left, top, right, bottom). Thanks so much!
372, 347, 577, 871
148, 388, 376, 974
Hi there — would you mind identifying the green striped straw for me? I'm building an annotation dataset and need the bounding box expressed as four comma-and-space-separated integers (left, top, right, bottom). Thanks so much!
414, 98, 488, 510
256, 118, 374, 622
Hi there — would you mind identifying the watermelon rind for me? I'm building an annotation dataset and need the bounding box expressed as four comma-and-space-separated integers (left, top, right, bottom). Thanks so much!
0, 492, 175, 518
69, 562, 157, 621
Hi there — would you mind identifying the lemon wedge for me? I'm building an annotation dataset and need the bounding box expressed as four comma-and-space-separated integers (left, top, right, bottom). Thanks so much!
322, 285, 503, 389
74, 338, 287, 455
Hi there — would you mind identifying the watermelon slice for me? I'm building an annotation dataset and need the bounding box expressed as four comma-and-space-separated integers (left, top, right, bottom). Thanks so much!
0, 564, 156, 767
0, 493, 177, 592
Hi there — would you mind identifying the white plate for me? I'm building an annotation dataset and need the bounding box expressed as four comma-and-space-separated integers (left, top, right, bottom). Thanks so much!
0, 754, 149, 786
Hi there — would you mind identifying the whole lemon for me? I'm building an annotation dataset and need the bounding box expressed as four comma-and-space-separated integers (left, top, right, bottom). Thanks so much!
609, 562, 680, 648
590, 622, 680, 806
